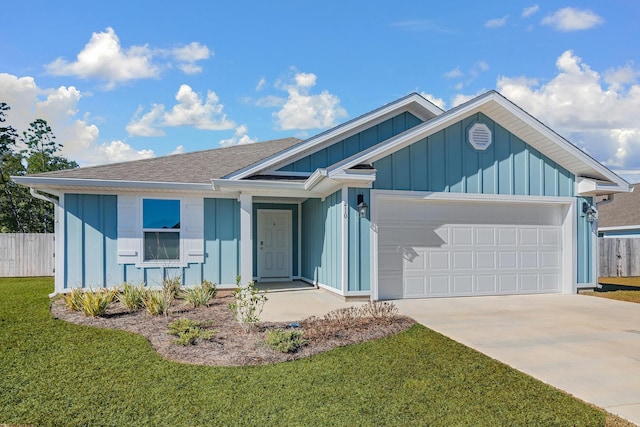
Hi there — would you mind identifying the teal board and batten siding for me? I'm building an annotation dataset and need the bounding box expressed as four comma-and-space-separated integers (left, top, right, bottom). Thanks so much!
278, 112, 423, 173
348, 188, 370, 292
301, 190, 342, 290
64, 195, 240, 289
373, 113, 574, 197
64, 194, 118, 289
252, 203, 299, 278
371, 113, 595, 284
577, 196, 595, 284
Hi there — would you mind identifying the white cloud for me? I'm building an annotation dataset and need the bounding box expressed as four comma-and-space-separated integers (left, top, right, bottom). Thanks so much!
273, 72, 347, 131
522, 5, 539, 18
256, 77, 267, 91
171, 42, 211, 75
444, 67, 463, 79
0, 73, 154, 165
169, 145, 185, 155
45, 28, 211, 88
93, 140, 154, 164
127, 84, 235, 136
220, 124, 257, 147
420, 92, 446, 110
541, 8, 603, 31
491, 50, 640, 171
485, 16, 509, 28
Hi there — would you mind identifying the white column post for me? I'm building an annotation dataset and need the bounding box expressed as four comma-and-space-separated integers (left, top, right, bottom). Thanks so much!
239, 193, 253, 286
54, 194, 65, 294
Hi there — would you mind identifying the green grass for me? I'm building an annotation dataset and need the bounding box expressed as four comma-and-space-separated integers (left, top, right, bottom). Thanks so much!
0, 278, 606, 426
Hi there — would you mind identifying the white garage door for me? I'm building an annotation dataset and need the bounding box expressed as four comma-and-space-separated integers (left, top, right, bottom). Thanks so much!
377, 198, 563, 299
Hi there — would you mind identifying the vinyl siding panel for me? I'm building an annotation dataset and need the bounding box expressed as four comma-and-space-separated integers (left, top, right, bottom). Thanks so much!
278, 112, 423, 172
373, 113, 575, 197
301, 190, 342, 290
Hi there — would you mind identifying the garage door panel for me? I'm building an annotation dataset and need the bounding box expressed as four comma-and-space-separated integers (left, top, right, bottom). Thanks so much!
453, 251, 473, 269
453, 276, 473, 294
477, 275, 497, 293
377, 198, 564, 298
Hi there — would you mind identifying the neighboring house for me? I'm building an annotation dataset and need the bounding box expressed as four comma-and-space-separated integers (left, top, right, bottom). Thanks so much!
597, 183, 640, 237
13, 91, 631, 299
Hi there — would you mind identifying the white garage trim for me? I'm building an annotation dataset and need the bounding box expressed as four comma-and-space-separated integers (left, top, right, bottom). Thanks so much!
370, 190, 577, 300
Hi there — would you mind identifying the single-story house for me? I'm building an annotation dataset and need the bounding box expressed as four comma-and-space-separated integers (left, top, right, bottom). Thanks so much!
597, 183, 640, 237
13, 91, 631, 299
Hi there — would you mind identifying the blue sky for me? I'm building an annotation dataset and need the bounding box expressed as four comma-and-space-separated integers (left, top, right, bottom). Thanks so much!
2, 0, 639, 182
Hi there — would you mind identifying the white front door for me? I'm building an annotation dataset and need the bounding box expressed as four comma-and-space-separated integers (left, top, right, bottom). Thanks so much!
257, 210, 292, 280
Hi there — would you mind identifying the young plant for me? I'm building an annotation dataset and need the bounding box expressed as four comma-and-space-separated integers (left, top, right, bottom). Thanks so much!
117, 282, 147, 311
64, 288, 84, 312
168, 318, 216, 346
182, 281, 218, 309
162, 276, 182, 299
228, 277, 268, 333
80, 288, 117, 317
143, 290, 168, 316
265, 329, 307, 353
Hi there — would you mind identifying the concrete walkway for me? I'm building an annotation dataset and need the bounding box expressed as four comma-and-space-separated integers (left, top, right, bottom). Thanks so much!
262, 289, 640, 425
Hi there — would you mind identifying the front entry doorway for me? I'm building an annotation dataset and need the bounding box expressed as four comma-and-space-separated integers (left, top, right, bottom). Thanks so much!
257, 209, 292, 281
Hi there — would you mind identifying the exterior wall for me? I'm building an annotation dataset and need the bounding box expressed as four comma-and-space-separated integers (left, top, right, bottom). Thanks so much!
65, 194, 119, 289
347, 188, 370, 292
373, 113, 575, 197
301, 190, 342, 290
63, 194, 239, 290
278, 112, 422, 173
252, 203, 299, 278
577, 196, 595, 284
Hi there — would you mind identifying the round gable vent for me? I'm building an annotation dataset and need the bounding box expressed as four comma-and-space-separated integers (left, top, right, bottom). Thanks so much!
468, 123, 492, 150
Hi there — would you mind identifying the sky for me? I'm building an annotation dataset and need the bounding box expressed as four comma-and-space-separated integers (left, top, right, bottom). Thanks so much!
1, 1, 640, 183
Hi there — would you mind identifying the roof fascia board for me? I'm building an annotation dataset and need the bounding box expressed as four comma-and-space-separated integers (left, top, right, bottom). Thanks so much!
329, 91, 630, 193
12, 176, 213, 192
226, 94, 442, 181
211, 178, 337, 198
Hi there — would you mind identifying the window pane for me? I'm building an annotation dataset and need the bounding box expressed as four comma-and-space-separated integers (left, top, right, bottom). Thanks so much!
144, 232, 180, 261
143, 199, 180, 229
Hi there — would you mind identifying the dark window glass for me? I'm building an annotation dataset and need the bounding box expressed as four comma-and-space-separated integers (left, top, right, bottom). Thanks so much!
143, 199, 180, 229
144, 231, 180, 261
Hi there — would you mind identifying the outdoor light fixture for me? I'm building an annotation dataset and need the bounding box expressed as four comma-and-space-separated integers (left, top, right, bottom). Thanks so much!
582, 202, 598, 223
357, 194, 368, 219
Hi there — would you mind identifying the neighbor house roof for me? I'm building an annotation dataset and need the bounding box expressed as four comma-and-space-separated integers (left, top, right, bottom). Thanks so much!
28, 137, 302, 184
597, 183, 640, 228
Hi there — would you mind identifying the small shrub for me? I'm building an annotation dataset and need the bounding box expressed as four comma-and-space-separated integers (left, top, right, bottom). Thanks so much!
182, 281, 218, 308
162, 276, 182, 299
80, 288, 117, 317
265, 329, 307, 353
228, 277, 268, 333
143, 290, 168, 316
168, 318, 216, 346
360, 301, 399, 322
117, 282, 147, 311
64, 288, 84, 312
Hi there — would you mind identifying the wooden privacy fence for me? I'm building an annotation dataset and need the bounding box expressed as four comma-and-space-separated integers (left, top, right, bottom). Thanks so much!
0, 233, 54, 277
599, 237, 640, 277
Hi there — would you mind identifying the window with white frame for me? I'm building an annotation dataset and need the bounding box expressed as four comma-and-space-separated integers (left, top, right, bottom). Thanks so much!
142, 199, 180, 261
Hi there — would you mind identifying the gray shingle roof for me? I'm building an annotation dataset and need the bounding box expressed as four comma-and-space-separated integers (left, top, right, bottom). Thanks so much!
597, 183, 640, 227
31, 138, 302, 184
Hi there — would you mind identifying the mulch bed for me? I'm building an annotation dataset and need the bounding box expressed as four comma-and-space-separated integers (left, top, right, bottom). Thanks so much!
50, 293, 415, 366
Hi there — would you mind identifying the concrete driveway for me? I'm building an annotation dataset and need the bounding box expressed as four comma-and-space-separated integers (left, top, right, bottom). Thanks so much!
392, 294, 640, 425
263, 289, 640, 424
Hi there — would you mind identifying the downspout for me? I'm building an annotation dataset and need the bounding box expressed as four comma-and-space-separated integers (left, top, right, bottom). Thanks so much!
30, 188, 60, 298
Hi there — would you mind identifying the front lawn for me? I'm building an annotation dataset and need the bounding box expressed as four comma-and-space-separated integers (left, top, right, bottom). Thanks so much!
582, 289, 640, 304
0, 278, 609, 426
598, 276, 640, 288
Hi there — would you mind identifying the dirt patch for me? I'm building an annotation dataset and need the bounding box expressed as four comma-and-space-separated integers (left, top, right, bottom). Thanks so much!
50, 294, 415, 366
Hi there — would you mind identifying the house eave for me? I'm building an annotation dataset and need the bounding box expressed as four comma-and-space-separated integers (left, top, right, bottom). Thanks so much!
11, 176, 214, 193
225, 93, 443, 180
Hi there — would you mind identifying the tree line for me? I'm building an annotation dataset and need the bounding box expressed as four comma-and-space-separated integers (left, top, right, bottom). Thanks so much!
0, 103, 78, 233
